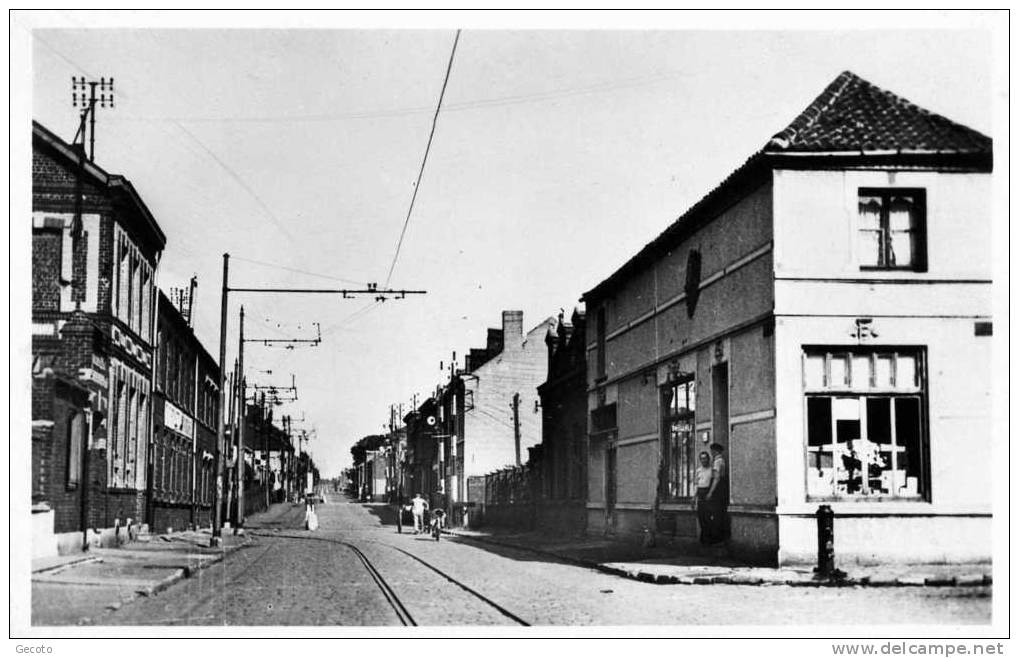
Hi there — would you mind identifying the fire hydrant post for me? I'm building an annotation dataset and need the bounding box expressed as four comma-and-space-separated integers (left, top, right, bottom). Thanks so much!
815, 504, 836, 578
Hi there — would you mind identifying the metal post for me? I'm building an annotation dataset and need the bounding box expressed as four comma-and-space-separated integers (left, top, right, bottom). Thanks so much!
512, 392, 521, 467
236, 306, 245, 531
815, 504, 837, 579
211, 253, 229, 545
88, 81, 97, 161
224, 366, 235, 527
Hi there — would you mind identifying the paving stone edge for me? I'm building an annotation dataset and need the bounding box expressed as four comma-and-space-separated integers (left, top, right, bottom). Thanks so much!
444, 530, 990, 588
79, 534, 253, 625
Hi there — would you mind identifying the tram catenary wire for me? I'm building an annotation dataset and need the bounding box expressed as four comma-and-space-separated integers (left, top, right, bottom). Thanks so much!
248, 530, 530, 626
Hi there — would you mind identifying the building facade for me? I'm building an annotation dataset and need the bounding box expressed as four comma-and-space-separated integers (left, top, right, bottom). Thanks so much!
461, 311, 554, 500
150, 289, 220, 533
32, 121, 166, 551
581, 72, 992, 565
536, 306, 588, 534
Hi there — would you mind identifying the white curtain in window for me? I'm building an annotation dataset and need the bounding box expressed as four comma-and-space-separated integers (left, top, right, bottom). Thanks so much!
888, 196, 917, 267
857, 197, 883, 266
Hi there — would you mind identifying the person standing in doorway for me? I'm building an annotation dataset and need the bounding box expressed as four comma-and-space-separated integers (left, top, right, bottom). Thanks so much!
411, 493, 428, 535
706, 443, 729, 544
694, 451, 714, 544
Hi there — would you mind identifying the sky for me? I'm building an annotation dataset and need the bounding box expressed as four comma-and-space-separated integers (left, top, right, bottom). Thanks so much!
22, 13, 998, 477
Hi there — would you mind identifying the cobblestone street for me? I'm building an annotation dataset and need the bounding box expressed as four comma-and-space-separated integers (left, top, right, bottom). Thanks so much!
94, 499, 991, 626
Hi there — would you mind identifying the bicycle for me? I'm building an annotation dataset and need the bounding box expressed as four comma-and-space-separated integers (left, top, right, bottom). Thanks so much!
430, 508, 446, 541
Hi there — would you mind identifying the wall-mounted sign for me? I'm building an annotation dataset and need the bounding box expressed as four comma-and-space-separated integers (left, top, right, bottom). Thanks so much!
164, 401, 194, 438
851, 318, 879, 343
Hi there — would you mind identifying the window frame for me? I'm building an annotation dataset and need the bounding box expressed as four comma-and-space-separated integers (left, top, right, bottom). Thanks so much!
66, 410, 83, 489
661, 374, 697, 502
802, 346, 930, 502
857, 188, 928, 272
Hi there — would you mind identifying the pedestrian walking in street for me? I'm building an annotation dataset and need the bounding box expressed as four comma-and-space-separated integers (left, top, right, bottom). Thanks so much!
411, 493, 428, 534
694, 451, 714, 544
706, 443, 730, 544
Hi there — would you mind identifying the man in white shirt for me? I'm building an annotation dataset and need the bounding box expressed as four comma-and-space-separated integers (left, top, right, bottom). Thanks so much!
411, 493, 428, 535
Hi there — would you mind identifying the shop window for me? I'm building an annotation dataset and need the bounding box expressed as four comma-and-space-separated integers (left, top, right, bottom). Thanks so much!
857, 189, 927, 271
804, 348, 927, 500
662, 375, 696, 500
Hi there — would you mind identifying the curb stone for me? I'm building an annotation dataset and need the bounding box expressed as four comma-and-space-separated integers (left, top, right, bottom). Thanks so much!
444, 529, 989, 589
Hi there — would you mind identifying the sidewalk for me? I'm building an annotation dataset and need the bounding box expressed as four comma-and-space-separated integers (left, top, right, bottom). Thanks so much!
30, 504, 298, 626
444, 527, 992, 588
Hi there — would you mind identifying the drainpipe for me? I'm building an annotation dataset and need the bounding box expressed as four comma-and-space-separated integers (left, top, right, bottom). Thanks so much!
145, 258, 160, 532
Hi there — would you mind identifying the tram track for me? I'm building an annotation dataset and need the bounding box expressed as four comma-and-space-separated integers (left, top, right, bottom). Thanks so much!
248, 530, 530, 626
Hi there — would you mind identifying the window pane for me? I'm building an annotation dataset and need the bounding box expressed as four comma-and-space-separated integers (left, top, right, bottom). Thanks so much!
830, 355, 848, 387
851, 355, 871, 389
858, 196, 883, 229
897, 354, 917, 389
67, 412, 82, 485
875, 356, 893, 388
806, 398, 832, 447
890, 230, 915, 267
685, 380, 696, 412
895, 397, 923, 496
888, 196, 917, 231
833, 396, 859, 420
866, 398, 891, 444
858, 230, 882, 267
804, 355, 824, 389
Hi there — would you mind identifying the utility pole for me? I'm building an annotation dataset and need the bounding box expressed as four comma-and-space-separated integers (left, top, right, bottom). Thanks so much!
212, 257, 427, 537
224, 364, 236, 528
235, 305, 245, 531
71, 76, 114, 162
212, 253, 229, 546
512, 392, 521, 467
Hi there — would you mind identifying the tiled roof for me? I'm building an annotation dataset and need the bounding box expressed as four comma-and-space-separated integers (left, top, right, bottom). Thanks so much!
582, 71, 991, 302
766, 70, 991, 153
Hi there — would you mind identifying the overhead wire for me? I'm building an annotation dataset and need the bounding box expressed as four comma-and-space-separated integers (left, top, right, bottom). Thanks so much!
383, 29, 461, 288
107, 70, 684, 125
33, 32, 296, 246
230, 255, 365, 286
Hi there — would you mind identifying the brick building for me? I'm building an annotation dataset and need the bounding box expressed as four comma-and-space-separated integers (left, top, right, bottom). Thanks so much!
460, 311, 553, 505
149, 289, 220, 533
536, 306, 587, 534
32, 121, 166, 552
581, 72, 992, 565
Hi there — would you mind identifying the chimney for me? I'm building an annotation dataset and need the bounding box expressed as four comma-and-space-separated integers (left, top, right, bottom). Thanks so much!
486, 328, 504, 354
502, 310, 523, 347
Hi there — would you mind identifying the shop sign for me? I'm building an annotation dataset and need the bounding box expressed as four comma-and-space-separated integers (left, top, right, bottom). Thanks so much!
164, 401, 194, 437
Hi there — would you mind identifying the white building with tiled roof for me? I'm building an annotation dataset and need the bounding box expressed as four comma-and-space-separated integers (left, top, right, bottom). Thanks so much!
580, 71, 992, 565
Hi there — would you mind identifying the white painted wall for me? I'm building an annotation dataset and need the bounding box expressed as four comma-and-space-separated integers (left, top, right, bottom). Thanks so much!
463, 317, 553, 477
772, 168, 993, 564
772, 169, 991, 281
